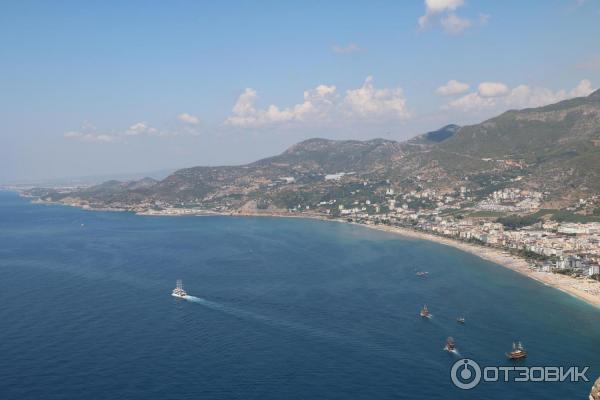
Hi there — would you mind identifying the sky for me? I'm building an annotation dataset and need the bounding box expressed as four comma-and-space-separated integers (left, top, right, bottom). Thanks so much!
2, 0, 600, 182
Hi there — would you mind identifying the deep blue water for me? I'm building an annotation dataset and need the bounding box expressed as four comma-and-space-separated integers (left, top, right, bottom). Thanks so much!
0, 190, 599, 400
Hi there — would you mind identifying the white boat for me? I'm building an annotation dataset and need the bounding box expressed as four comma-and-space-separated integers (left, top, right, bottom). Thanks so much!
171, 279, 188, 299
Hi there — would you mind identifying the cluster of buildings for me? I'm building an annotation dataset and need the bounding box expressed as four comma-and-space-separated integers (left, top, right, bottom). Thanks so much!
426, 219, 600, 276
23, 174, 599, 282
367, 211, 600, 278
476, 188, 543, 212
303, 186, 600, 280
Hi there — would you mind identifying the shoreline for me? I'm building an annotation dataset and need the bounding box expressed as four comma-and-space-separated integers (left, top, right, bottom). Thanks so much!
145, 208, 600, 309
13, 193, 600, 309
173, 209, 600, 309
356, 223, 600, 309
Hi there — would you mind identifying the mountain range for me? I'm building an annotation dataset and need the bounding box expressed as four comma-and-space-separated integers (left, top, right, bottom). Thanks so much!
34, 89, 600, 212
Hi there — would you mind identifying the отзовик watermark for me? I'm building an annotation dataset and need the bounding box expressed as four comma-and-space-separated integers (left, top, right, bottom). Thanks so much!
450, 358, 589, 390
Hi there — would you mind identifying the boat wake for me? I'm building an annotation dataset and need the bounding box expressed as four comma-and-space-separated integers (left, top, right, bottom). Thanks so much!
185, 295, 348, 342
183, 295, 409, 362
444, 347, 460, 356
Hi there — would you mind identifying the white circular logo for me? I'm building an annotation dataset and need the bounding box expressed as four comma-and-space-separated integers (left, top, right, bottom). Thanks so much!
450, 358, 482, 390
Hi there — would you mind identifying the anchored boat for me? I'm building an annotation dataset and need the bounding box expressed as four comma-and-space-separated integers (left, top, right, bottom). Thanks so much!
420, 305, 430, 318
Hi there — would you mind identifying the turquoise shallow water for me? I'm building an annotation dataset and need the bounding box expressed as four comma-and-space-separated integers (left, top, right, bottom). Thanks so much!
0, 190, 599, 399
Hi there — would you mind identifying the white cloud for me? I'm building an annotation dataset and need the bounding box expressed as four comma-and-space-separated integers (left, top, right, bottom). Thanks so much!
419, 0, 466, 30
418, 0, 489, 34
440, 14, 471, 34
299, 84, 338, 118
478, 82, 509, 97
177, 113, 200, 125
423, 0, 464, 13
446, 80, 594, 112
225, 77, 409, 128
436, 79, 470, 96
225, 88, 285, 127
125, 122, 160, 136
225, 85, 338, 128
505, 80, 593, 109
63, 118, 186, 143
344, 76, 409, 119
517, 80, 592, 106
332, 43, 362, 54
446, 92, 495, 111
63, 110, 208, 143
231, 88, 258, 116
570, 79, 594, 96
64, 131, 119, 143
63, 121, 120, 143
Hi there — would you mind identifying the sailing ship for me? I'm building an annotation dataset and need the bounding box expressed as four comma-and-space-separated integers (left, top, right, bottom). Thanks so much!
171, 279, 188, 299
506, 341, 527, 360
444, 337, 456, 352
420, 305, 430, 318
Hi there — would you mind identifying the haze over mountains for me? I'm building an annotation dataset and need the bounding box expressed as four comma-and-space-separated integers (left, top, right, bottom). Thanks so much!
32, 89, 600, 211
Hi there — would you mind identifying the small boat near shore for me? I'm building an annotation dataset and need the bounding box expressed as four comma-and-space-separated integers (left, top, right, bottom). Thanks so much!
171, 279, 188, 299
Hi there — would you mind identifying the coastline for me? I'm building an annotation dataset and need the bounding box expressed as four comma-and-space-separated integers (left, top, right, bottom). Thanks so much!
357, 223, 600, 309
196, 209, 600, 310
152, 207, 600, 309
13, 193, 600, 309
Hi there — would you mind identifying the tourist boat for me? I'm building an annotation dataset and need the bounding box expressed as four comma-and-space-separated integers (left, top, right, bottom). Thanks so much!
420, 305, 430, 317
171, 279, 188, 299
506, 341, 527, 360
444, 337, 456, 352
457, 316, 465, 324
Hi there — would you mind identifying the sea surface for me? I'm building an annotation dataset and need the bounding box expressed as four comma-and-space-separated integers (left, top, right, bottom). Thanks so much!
1, 190, 599, 400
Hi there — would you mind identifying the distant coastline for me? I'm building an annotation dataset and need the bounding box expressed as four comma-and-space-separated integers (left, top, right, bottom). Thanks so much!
13, 192, 600, 310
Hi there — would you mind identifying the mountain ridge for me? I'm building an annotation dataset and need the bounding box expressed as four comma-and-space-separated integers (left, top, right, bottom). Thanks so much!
32, 89, 600, 211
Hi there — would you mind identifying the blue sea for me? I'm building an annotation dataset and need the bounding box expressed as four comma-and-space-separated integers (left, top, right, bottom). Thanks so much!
1, 190, 599, 399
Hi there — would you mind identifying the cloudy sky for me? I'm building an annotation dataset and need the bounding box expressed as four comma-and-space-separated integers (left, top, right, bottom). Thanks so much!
2, 0, 600, 182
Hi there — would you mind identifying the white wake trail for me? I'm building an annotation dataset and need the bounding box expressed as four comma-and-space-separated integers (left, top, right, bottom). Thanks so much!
183, 295, 404, 361
185, 295, 344, 340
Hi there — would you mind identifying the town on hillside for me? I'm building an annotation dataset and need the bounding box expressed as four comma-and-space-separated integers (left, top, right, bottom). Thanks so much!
13, 176, 600, 289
